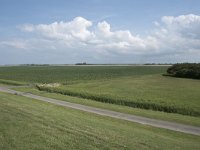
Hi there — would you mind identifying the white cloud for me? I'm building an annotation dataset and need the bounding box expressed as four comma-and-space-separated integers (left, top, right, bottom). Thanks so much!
153, 14, 200, 56
162, 14, 200, 26
153, 21, 160, 27
94, 21, 149, 53
97, 21, 112, 36
1, 14, 200, 63
21, 17, 94, 42
161, 14, 200, 39
19, 24, 35, 32
0, 40, 28, 49
19, 17, 160, 53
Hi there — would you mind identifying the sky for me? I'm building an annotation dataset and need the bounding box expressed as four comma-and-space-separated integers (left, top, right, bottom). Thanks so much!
0, 0, 200, 64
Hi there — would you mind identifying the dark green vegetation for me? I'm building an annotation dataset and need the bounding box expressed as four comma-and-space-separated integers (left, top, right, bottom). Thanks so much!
0, 66, 167, 83
1, 92, 200, 150
167, 63, 200, 79
1, 65, 200, 117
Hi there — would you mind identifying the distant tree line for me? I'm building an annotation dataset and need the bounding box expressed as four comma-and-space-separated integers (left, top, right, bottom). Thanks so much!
75, 62, 87, 65
167, 63, 200, 79
144, 63, 173, 65
20, 64, 50, 66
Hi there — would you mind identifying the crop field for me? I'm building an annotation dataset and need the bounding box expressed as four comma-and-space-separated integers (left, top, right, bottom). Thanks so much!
1, 0, 200, 149
0, 66, 168, 83
1, 65, 200, 149
37, 74, 200, 116
0, 65, 200, 117
1, 92, 200, 150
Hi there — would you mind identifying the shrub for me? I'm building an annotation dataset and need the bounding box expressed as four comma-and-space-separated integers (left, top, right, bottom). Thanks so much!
167, 63, 200, 79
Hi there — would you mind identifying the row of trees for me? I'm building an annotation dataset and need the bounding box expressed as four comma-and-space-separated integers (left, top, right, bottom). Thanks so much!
167, 63, 200, 79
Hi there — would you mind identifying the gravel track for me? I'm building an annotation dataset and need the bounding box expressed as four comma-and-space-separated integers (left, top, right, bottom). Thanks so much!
0, 86, 199, 136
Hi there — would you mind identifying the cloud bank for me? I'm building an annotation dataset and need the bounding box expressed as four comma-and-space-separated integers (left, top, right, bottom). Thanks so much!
1, 14, 200, 63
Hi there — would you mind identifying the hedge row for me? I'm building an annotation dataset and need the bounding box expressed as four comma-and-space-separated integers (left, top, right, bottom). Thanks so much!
36, 85, 200, 117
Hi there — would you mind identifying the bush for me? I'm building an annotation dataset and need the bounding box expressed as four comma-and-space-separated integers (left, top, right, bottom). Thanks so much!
167, 63, 200, 79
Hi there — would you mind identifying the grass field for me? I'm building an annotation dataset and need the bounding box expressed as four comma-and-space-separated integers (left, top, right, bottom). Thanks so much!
36, 73, 200, 116
13, 86, 200, 127
0, 66, 168, 83
1, 92, 200, 150
0, 65, 200, 117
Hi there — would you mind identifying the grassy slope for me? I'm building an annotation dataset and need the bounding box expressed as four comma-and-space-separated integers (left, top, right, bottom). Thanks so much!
38, 74, 200, 116
12, 87, 200, 127
0, 92, 200, 150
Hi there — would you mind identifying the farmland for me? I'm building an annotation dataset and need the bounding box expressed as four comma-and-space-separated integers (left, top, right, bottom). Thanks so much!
0, 65, 200, 117
0, 65, 168, 83
11, 86, 200, 126
36, 74, 200, 116
1, 0, 200, 149
0, 65, 200, 149
1, 92, 200, 150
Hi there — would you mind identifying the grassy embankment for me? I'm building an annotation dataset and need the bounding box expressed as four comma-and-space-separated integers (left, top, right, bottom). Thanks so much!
0, 92, 200, 150
13, 86, 200, 127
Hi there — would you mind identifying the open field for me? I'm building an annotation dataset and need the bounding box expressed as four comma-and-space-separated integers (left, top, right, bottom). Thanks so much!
0, 65, 200, 117
38, 74, 200, 116
12, 86, 200, 127
1, 0, 200, 149
0, 66, 168, 83
0, 92, 200, 150
0, 79, 26, 86
1, 86, 200, 135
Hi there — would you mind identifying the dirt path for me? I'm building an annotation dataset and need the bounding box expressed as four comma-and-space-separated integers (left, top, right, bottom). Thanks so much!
0, 86, 199, 136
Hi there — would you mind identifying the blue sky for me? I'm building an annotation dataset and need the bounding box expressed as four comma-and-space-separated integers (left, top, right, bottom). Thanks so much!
0, 0, 200, 64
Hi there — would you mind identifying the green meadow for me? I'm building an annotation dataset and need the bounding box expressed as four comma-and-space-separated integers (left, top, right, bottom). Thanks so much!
1, 65, 200, 149
0, 65, 200, 117
1, 92, 200, 150
13, 86, 200, 127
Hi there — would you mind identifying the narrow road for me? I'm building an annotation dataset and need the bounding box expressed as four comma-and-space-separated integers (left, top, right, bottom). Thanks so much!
0, 86, 200, 136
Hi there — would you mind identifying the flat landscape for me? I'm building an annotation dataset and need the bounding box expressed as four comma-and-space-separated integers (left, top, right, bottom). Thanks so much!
0, 65, 200, 117
0, 65, 167, 83
1, 1, 200, 149
0, 65, 200, 149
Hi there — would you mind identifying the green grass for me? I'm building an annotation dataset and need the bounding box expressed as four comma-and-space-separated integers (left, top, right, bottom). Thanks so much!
13, 86, 200, 127
1, 65, 200, 117
0, 92, 200, 150
0, 79, 27, 86
36, 74, 200, 116
0, 66, 168, 83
